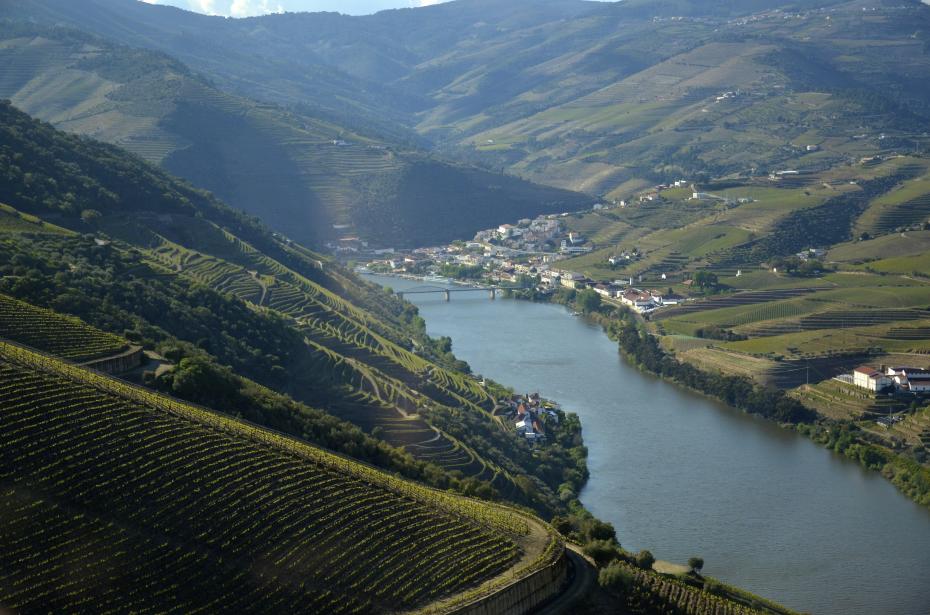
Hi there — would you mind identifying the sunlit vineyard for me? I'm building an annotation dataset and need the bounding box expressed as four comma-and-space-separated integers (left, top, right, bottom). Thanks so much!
0, 342, 545, 614
0, 293, 128, 362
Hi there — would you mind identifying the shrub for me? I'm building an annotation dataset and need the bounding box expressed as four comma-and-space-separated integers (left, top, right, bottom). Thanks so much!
598, 562, 635, 593
704, 579, 723, 595
635, 549, 655, 570
584, 539, 622, 568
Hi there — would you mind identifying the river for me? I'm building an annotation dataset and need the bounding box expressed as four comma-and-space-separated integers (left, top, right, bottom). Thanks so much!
365, 274, 930, 615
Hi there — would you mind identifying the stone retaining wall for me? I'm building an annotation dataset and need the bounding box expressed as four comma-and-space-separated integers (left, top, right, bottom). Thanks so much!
453, 548, 568, 615
82, 346, 144, 375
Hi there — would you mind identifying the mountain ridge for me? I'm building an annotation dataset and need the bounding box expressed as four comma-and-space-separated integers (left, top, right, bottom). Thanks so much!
7, 0, 929, 204
0, 21, 590, 246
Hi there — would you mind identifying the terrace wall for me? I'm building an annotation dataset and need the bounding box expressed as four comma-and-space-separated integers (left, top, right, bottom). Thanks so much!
452, 547, 568, 615
82, 345, 144, 375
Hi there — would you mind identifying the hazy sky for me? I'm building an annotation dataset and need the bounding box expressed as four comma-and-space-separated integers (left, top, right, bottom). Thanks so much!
140, 0, 449, 17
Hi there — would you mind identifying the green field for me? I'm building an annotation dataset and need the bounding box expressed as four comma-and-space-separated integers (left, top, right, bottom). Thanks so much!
0, 341, 551, 613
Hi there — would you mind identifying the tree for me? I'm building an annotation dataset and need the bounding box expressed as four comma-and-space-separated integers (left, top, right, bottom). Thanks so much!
583, 518, 616, 542
693, 270, 718, 290
80, 208, 102, 225
577, 288, 602, 313
635, 549, 655, 570
598, 562, 635, 594
584, 539, 621, 568
688, 557, 704, 574
550, 515, 573, 536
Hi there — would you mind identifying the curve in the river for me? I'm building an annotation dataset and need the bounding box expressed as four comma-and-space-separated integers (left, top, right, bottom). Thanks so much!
367, 274, 930, 615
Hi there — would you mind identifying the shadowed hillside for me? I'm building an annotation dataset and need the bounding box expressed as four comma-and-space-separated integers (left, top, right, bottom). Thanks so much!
0, 23, 590, 247
0, 101, 596, 515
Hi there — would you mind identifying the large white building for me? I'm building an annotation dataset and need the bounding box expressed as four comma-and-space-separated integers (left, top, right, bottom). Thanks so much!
853, 367, 892, 392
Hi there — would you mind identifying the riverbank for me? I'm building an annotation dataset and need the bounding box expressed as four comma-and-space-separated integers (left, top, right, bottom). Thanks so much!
370, 272, 930, 614
524, 287, 930, 511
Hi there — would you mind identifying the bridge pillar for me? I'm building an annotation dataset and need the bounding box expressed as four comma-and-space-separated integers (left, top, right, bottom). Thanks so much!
489, 289, 496, 300
443, 290, 450, 302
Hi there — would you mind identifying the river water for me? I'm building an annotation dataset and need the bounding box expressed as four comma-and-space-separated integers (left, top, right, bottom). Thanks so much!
366, 274, 930, 615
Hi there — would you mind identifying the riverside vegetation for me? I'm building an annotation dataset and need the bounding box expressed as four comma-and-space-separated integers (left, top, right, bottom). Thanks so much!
525, 286, 930, 510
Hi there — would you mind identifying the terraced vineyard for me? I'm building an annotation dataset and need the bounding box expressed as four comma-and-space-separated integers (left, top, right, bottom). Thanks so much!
0, 342, 547, 614
87, 213, 510, 491
887, 408, 930, 448
654, 288, 823, 321
736, 309, 930, 338
0, 293, 128, 362
0, 203, 69, 234
792, 380, 906, 421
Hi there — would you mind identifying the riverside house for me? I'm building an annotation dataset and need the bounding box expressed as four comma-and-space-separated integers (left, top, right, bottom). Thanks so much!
621, 289, 656, 313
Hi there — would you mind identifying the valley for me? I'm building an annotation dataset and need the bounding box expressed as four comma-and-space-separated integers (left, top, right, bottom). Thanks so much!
2, 0, 930, 613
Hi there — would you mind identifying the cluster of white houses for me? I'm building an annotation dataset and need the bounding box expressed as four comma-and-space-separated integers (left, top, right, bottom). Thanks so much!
502, 393, 560, 444
853, 365, 930, 393
538, 270, 682, 312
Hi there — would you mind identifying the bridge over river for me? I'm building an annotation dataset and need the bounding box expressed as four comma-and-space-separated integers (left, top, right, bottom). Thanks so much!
395, 284, 519, 301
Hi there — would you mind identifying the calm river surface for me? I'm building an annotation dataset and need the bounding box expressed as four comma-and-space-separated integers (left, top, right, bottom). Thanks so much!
366, 274, 930, 615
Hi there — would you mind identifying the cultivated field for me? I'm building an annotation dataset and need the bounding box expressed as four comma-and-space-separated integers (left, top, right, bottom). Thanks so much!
0, 293, 128, 362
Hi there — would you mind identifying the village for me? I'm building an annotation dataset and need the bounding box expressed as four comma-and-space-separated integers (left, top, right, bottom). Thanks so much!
357, 205, 692, 314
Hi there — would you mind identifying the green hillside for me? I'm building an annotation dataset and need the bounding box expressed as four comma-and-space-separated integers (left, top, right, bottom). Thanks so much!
0, 340, 554, 613
0, 101, 592, 515
7, 0, 929, 203
0, 24, 589, 247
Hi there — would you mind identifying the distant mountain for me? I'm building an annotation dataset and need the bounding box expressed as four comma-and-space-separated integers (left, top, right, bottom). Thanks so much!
0, 21, 590, 247
5, 0, 926, 203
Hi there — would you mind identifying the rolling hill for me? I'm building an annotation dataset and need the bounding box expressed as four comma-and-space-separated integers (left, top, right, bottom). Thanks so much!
5, 0, 929, 204
0, 22, 590, 247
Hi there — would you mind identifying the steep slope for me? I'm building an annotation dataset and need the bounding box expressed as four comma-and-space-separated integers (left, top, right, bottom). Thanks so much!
0, 23, 590, 247
0, 340, 557, 613
0, 292, 129, 361
0, 101, 589, 514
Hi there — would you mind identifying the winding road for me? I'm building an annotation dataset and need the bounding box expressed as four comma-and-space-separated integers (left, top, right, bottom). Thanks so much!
533, 546, 597, 615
